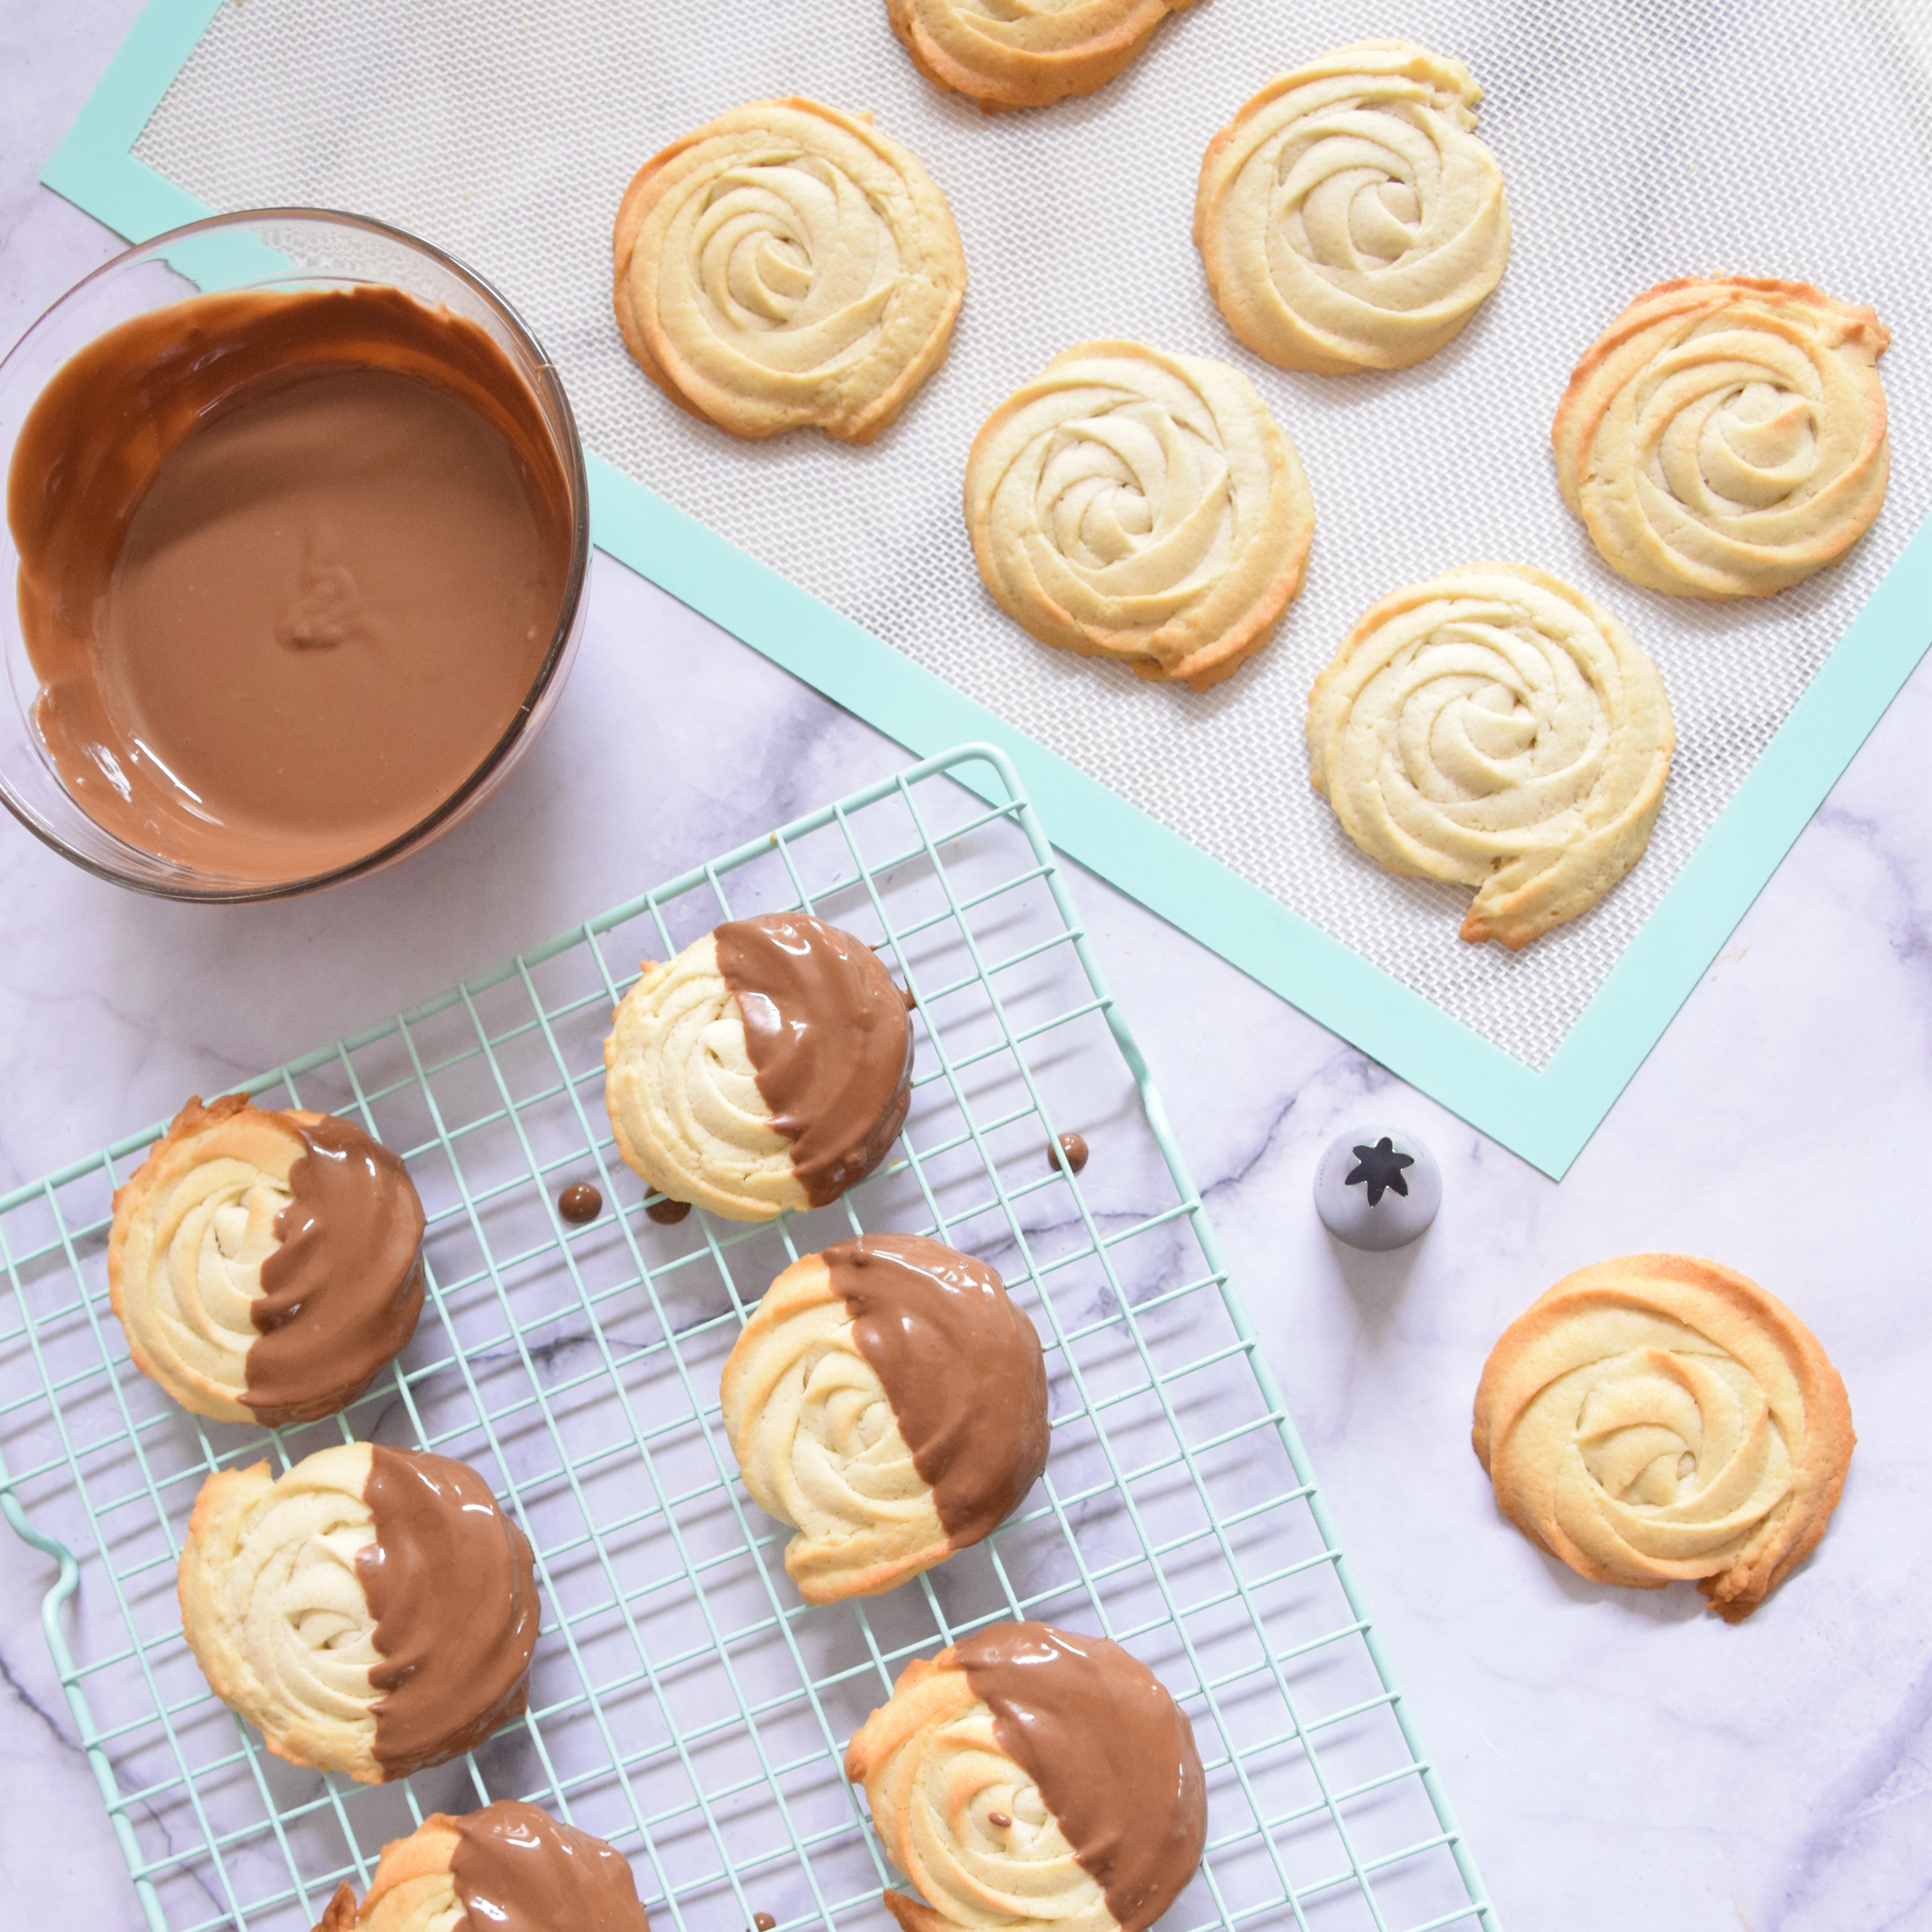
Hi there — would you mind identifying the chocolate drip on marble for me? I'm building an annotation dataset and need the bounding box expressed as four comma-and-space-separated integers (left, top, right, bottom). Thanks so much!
825, 1235, 1048, 1545
713, 914, 913, 1206
954, 1622, 1206, 1932
242, 1114, 424, 1425
449, 1801, 650, 1932
356, 1448, 540, 1778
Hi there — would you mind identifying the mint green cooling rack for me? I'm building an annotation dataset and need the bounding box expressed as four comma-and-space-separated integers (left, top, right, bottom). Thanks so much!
0, 744, 1495, 1932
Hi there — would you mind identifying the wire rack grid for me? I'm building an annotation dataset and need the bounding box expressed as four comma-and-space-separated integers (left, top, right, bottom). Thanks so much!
0, 743, 1494, 1932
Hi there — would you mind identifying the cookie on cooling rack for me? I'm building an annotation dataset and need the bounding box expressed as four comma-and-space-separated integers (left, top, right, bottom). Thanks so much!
603, 912, 914, 1223
1307, 562, 1674, 950
612, 97, 965, 444
1473, 1254, 1854, 1620
721, 1235, 1049, 1601
846, 1621, 1206, 1932
1553, 276, 1891, 598
965, 340, 1314, 691
886, 0, 1197, 112
1194, 40, 1511, 374
314, 1800, 649, 1931
109, 1094, 424, 1427
178, 1442, 539, 1782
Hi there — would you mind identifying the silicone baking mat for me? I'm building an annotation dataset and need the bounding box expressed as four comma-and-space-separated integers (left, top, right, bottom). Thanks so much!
33, 0, 1932, 1175
0, 746, 1493, 1932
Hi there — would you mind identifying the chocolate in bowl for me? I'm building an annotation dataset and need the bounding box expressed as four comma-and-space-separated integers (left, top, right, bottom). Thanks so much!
0, 211, 590, 900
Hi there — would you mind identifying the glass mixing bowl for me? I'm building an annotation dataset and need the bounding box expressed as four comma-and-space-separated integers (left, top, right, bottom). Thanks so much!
0, 208, 591, 901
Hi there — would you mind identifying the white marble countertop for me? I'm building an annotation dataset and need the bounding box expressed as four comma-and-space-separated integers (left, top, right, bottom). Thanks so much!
4, 9, 1931, 1928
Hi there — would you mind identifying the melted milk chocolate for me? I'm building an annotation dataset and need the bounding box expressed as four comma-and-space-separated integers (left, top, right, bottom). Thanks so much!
953, 1622, 1206, 1932
824, 1235, 1047, 1545
712, 915, 913, 1206
243, 1113, 425, 1426
449, 1801, 650, 1932
9, 286, 572, 881
356, 1446, 540, 1778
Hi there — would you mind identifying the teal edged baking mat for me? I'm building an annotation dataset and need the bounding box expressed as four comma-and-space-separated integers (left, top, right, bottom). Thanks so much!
0, 743, 1495, 1932
29, 0, 1932, 1179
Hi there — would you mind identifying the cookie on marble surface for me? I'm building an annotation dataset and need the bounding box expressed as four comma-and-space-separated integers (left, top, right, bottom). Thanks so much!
313, 1800, 649, 1931
1307, 561, 1674, 950
612, 97, 965, 444
179, 1442, 538, 1782
109, 1094, 424, 1427
846, 1621, 1206, 1932
965, 339, 1314, 691
721, 1235, 1049, 1600
1552, 276, 1891, 598
604, 912, 914, 1223
1473, 1253, 1854, 1621
1194, 40, 1511, 375
886, 0, 1197, 112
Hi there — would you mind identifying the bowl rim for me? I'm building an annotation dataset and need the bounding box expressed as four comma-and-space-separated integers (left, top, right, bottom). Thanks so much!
0, 205, 594, 904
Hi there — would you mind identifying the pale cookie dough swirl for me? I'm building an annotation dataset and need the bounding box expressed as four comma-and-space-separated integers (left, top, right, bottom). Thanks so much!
1473, 1255, 1855, 1621
1552, 276, 1891, 598
1307, 562, 1674, 950
886, 0, 1198, 113
966, 341, 1314, 690
1194, 40, 1511, 374
613, 98, 965, 444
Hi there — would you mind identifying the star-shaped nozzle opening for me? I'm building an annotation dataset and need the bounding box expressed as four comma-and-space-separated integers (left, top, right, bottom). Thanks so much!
1346, 1137, 1414, 1208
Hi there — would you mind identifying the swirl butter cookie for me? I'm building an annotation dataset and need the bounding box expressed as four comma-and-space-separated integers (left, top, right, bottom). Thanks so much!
846, 1622, 1206, 1932
178, 1443, 539, 1781
313, 1802, 649, 1932
1194, 41, 1511, 374
109, 1094, 424, 1427
966, 341, 1314, 690
1307, 562, 1674, 950
1473, 1255, 1854, 1621
605, 913, 914, 1222
612, 98, 965, 444
887, 0, 1196, 112
722, 1235, 1049, 1601
1552, 277, 1891, 598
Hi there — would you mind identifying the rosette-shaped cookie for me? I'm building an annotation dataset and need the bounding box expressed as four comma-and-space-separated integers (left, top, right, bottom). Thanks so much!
1307, 562, 1674, 949
109, 1094, 424, 1426
886, 0, 1197, 113
1552, 276, 1891, 598
178, 1443, 539, 1781
313, 1801, 649, 1932
965, 341, 1314, 690
721, 1235, 1049, 1601
1194, 41, 1511, 374
1473, 1255, 1854, 1620
612, 98, 965, 443
604, 912, 914, 1222
846, 1622, 1207, 1932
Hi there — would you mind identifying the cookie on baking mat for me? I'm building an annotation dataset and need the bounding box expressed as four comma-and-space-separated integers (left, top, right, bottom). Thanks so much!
721, 1235, 1049, 1601
1307, 562, 1674, 950
109, 1094, 424, 1427
886, 0, 1197, 112
1473, 1254, 1854, 1621
179, 1443, 539, 1781
612, 97, 965, 444
1194, 40, 1511, 375
965, 340, 1314, 691
313, 1800, 649, 1931
604, 912, 914, 1223
846, 1621, 1206, 1932
1552, 276, 1891, 598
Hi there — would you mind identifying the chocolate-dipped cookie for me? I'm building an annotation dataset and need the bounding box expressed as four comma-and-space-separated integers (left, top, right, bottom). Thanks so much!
109, 1094, 425, 1425
721, 1236, 1050, 1600
604, 913, 914, 1222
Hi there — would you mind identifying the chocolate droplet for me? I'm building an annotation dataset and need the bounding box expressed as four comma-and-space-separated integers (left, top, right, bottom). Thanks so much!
754, 1915, 777, 1930
558, 1182, 602, 1223
987, 1811, 1012, 1829
1049, 1133, 1089, 1176
647, 1197, 692, 1225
